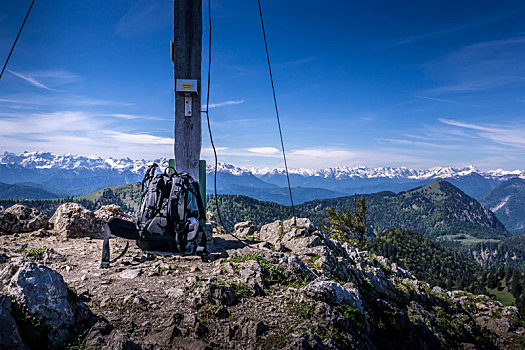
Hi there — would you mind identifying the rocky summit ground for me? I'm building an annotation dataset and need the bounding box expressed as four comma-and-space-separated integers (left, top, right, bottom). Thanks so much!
1, 203, 525, 349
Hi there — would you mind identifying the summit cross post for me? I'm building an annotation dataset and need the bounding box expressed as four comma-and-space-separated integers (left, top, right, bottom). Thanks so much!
172, 0, 202, 181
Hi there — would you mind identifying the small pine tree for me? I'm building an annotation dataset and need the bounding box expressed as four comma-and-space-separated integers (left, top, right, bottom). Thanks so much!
323, 195, 368, 248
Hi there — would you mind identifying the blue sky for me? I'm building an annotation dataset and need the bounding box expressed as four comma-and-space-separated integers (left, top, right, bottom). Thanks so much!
1, 0, 524, 170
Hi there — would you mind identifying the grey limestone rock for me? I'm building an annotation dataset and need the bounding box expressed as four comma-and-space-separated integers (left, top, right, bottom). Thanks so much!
303, 279, 365, 315
0, 259, 90, 345
50, 203, 103, 238
0, 205, 48, 234
234, 221, 259, 238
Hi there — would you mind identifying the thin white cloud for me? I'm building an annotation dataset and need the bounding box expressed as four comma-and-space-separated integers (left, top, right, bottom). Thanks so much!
426, 36, 525, 93
439, 118, 525, 149
103, 113, 164, 121
381, 15, 508, 48
0, 94, 133, 107
106, 131, 173, 145
414, 95, 458, 103
247, 147, 280, 155
116, 0, 170, 37
8, 70, 52, 90
204, 100, 244, 109
378, 138, 460, 150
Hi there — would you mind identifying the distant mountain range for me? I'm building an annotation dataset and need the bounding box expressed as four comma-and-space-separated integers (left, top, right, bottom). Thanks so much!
1, 151, 524, 202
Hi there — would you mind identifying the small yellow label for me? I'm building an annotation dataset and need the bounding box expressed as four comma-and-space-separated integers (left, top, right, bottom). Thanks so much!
182, 84, 192, 89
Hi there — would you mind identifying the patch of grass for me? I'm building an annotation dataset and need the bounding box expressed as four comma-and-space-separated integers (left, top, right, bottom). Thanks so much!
311, 255, 322, 262
215, 279, 252, 298
159, 266, 169, 274
333, 305, 366, 333
225, 253, 310, 290
316, 324, 349, 349
15, 247, 46, 261
486, 286, 516, 306
200, 303, 220, 317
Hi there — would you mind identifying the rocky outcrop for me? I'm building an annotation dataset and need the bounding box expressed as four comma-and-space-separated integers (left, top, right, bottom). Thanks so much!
0, 205, 48, 234
0, 214, 524, 349
50, 203, 132, 239
0, 259, 92, 346
234, 221, 259, 238
94, 204, 134, 224
50, 203, 102, 238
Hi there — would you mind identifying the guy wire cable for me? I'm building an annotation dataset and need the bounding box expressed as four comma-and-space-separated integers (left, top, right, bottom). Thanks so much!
256, 0, 296, 221
202, 0, 249, 246
0, 0, 36, 81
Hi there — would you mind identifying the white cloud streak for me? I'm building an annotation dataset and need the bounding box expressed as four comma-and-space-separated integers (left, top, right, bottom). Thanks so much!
8, 70, 52, 90
414, 95, 458, 103
204, 100, 244, 109
439, 118, 525, 149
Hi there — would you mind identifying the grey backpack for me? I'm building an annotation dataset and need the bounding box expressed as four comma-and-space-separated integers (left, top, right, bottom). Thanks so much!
101, 163, 206, 267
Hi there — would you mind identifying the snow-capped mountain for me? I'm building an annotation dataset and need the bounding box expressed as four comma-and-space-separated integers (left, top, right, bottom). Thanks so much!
1, 151, 524, 202
2, 151, 524, 180
249, 164, 525, 180
0, 151, 164, 174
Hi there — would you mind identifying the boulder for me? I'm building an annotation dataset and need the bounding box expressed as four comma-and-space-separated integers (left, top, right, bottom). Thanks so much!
239, 260, 265, 295
0, 259, 91, 345
50, 203, 103, 238
0, 205, 48, 234
94, 205, 134, 224
0, 295, 28, 350
234, 221, 259, 238
259, 218, 319, 251
0, 211, 17, 234
303, 279, 365, 315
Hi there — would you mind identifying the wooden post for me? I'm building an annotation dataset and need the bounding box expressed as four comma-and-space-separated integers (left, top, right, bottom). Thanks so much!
173, 0, 202, 180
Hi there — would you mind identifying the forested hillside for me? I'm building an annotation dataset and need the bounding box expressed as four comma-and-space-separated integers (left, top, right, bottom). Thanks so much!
209, 180, 508, 240
0, 182, 60, 200
367, 228, 482, 290
367, 228, 525, 315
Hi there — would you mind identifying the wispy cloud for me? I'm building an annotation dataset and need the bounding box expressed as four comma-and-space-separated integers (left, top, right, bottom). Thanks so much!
204, 100, 244, 109
8, 70, 52, 90
103, 113, 164, 121
116, 0, 170, 37
277, 56, 318, 68
0, 109, 175, 159
426, 36, 525, 93
199, 145, 429, 169
0, 94, 133, 107
378, 138, 459, 150
247, 147, 280, 155
439, 118, 525, 149
7, 69, 81, 90
414, 95, 458, 103
380, 15, 508, 48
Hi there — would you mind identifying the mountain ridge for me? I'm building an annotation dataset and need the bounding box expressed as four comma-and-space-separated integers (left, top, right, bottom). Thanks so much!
2, 151, 524, 180
2, 151, 524, 201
